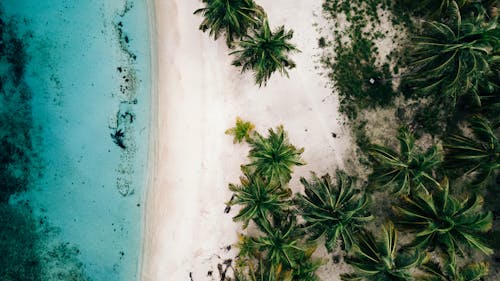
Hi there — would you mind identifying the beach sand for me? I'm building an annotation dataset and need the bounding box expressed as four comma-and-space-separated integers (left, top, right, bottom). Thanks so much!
140, 0, 352, 280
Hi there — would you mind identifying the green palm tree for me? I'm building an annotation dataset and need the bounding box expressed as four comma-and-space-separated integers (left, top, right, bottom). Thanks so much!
369, 127, 442, 195
228, 169, 292, 228
236, 230, 321, 281
234, 258, 293, 281
342, 222, 423, 281
400, 0, 470, 17
231, 19, 299, 86
249, 215, 308, 270
289, 253, 322, 281
444, 115, 499, 186
246, 125, 305, 186
295, 171, 373, 252
225, 117, 256, 143
193, 0, 265, 47
409, 1, 499, 106
393, 179, 493, 256
419, 259, 489, 281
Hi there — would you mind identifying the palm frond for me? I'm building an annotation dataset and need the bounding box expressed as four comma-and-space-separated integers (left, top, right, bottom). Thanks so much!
444, 115, 500, 186
418, 257, 489, 281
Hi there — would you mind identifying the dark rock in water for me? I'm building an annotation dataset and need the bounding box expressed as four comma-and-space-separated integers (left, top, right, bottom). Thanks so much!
331, 132, 337, 138
111, 129, 126, 149
224, 205, 231, 214
0, 9, 32, 203
121, 111, 134, 123
9, 38, 27, 84
0, 204, 42, 279
207, 271, 212, 277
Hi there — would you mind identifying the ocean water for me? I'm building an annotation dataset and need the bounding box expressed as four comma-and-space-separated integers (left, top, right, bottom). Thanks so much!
0, 0, 152, 280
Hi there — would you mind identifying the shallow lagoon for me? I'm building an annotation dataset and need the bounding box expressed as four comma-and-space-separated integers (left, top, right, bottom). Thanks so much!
1, 0, 152, 280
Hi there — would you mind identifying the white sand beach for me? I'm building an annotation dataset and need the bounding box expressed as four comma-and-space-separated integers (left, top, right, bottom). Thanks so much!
140, 0, 352, 280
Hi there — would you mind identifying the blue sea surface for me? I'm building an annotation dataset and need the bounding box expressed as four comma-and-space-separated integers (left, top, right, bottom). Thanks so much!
1, 0, 152, 280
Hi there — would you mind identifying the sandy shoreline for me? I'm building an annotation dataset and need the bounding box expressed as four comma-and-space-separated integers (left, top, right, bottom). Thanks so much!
138, 0, 158, 279
140, 0, 351, 280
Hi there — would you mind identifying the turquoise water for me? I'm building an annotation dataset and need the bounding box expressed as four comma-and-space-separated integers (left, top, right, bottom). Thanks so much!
1, 0, 152, 280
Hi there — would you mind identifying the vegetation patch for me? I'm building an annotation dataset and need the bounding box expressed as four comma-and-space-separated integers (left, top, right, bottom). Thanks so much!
319, 0, 411, 157
323, 31, 395, 117
319, 0, 500, 280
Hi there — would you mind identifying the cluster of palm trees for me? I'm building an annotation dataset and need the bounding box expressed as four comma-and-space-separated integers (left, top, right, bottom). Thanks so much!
224, 116, 497, 280
194, 0, 298, 86
344, 1, 499, 279
226, 122, 317, 280
363, 120, 497, 280
332, 123, 494, 280
217, 0, 498, 279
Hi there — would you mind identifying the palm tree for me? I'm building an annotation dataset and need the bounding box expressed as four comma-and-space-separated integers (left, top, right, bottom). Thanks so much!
342, 222, 423, 281
444, 115, 499, 186
295, 170, 373, 252
289, 253, 322, 281
409, 1, 499, 106
418, 259, 489, 281
236, 229, 321, 281
369, 127, 442, 195
400, 0, 470, 18
248, 215, 308, 270
225, 117, 256, 143
246, 125, 305, 186
234, 258, 293, 281
194, 0, 265, 47
231, 19, 299, 86
393, 179, 493, 256
228, 169, 292, 228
